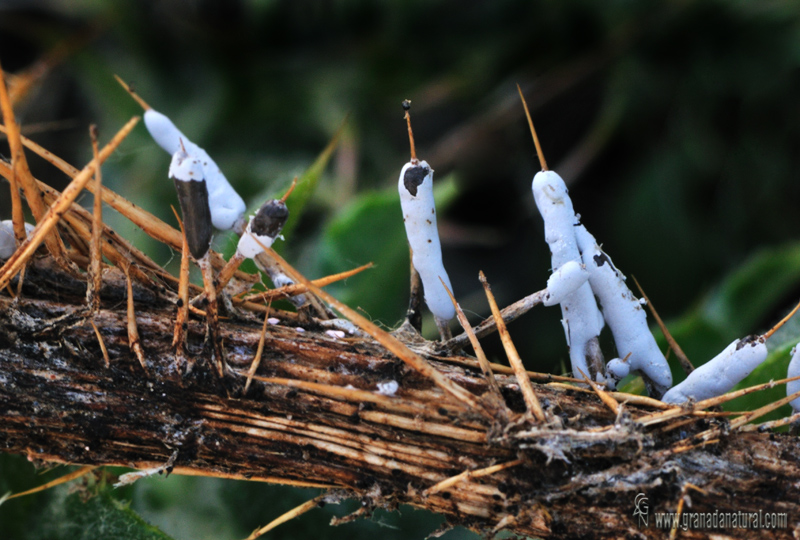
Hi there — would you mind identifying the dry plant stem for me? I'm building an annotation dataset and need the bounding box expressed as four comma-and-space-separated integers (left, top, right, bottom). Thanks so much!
244, 495, 325, 540
423, 458, 523, 496
445, 289, 546, 350
479, 271, 546, 423
669, 489, 686, 540
439, 356, 593, 386
30, 175, 171, 288
632, 275, 693, 374
0, 117, 140, 292
114, 74, 151, 110
215, 253, 246, 295
8, 154, 26, 247
0, 120, 183, 248
763, 296, 800, 340
727, 387, 800, 431
199, 255, 225, 379
406, 250, 424, 332
576, 368, 619, 415
0, 63, 70, 265
245, 303, 271, 394
667, 484, 708, 540
0, 124, 253, 285
5, 259, 800, 539
440, 277, 508, 415
10, 159, 27, 298
743, 411, 800, 432
242, 262, 374, 303
517, 84, 548, 171
263, 246, 491, 418
404, 107, 417, 163
87, 125, 103, 313
252, 251, 333, 320
124, 265, 148, 374
636, 374, 800, 428
172, 208, 190, 352
90, 319, 111, 368
5, 466, 96, 500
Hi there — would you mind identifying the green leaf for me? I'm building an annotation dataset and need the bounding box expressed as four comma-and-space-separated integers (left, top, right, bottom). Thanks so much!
0, 455, 174, 540
29, 491, 173, 540
278, 116, 349, 244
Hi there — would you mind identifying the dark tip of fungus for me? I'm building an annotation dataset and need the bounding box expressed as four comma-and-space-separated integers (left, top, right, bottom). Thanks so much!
251, 200, 289, 238
403, 164, 429, 197
402, 99, 411, 111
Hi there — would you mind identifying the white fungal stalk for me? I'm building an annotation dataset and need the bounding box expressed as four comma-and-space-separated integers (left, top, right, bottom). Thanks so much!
145, 109, 246, 232
531, 170, 605, 382
788, 345, 800, 412
661, 336, 767, 404
517, 87, 605, 382
398, 160, 455, 323
543, 260, 589, 307
604, 357, 630, 390
574, 224, 672, 397
398, 101, 454, 334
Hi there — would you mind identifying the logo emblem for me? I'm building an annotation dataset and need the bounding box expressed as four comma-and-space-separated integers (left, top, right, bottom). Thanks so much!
633, 493, 649, 527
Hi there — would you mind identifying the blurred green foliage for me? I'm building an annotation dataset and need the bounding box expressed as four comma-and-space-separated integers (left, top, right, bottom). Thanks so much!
4, 0, 800, 538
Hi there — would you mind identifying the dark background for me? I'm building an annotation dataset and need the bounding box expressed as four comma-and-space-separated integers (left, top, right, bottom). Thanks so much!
3, 1, 800, 538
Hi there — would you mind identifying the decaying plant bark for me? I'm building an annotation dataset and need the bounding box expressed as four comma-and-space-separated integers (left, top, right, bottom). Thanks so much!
2, 257, 800, 539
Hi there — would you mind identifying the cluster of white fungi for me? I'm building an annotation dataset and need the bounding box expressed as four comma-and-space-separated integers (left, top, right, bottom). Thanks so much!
6, 77, 795, 412
393, 89, 800, 411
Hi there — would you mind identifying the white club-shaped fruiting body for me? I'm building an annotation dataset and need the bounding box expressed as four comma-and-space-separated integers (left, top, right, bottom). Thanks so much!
531, 170, 604, 381
236, 199, 289, 259
398, 160, 455, 322
237, 221, 276, 259
0, 220, 34, 259
604, 357, 631, 390
661, 336, 767, 404
574, 224, 672, 397
543, 260, 589, 307
169, 145, 213, 260
787, 345, 800, 412
145, 109, 246, 231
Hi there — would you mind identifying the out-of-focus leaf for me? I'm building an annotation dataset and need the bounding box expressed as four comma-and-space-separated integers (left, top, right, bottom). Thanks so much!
697, 243, 800, 339
28, 490, 173, 540
0, 455, 173, 540
313, 175, 458, 327
277, 116, 349, 243
217, 480, 475, 540
132, 476, 240, 540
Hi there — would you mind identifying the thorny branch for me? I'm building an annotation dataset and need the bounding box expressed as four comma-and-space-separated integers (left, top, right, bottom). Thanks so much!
1, 71, 800, 540
2, 255, 800, 539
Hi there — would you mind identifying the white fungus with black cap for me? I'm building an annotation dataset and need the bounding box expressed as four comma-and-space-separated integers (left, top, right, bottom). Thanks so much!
398, 101, 455, 331
237, 199, 290, 259
661, 336, 767, 404
399, 160, 455, 322
169, 142, 213, 260
145, 109, 246, 232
